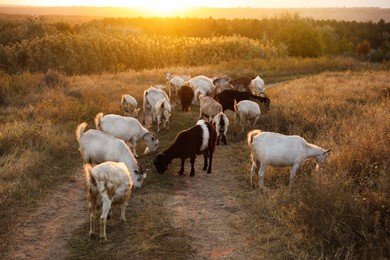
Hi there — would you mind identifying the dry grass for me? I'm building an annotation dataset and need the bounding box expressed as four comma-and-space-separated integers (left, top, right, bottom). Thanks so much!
232, 70, 390, 258
0, 57, 389, 258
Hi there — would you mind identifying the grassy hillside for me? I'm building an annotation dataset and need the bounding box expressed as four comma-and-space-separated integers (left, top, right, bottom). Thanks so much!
0, 57, 389, 258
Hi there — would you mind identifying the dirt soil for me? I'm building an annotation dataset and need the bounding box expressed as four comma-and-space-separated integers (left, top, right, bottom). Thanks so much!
6, 144, 262, 259
7, 171, 88, 259
164, 146, 257, 259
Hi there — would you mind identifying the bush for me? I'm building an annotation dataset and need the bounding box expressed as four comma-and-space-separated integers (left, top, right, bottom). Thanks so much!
277, 22, 325, 57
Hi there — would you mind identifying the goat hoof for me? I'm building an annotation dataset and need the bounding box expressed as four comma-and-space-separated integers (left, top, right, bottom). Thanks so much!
189, 173, 195, 177
100, 237, 108, 244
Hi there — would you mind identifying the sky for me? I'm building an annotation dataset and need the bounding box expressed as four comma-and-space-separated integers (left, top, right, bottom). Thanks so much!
1, 0, 390, 8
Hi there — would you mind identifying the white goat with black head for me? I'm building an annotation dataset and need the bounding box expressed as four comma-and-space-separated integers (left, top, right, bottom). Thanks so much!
84, 161, 133, 243
247, 130, 332, 189
95, 113, 159, 158
76, 122, 147, 188
154, 120, 217, 176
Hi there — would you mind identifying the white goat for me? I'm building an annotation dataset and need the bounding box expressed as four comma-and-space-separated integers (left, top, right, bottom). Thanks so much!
234, 100, 261, 134
153, 84, 166, 90
142, 86, 170, 125
120, 94, 140, 117
165, 72, 190, 102
95, 113, 159, 158
186, 76, 215, 105
165, 72, 190, 82
155, 98, 172, 132
250, 75, 265, 95
76, 122, 147, 188
193, 87, 207, 106
84, 161, 133, 243
167, 76, 185, 102
212, 112, 229, 145
199, 95, 222, 122
247, 130, 332, 189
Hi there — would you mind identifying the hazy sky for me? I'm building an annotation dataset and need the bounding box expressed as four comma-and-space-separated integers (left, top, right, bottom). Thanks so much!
1, 0, 390, 8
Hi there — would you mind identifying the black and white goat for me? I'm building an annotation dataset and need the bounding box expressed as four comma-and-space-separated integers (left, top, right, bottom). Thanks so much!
212, 112, 229, 145
213, 89, 270, 113
153, 120, 217, 176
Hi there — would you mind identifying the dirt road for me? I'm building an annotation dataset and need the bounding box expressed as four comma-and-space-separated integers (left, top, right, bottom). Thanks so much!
7, 172, 87, 259
6, 139, 262, 259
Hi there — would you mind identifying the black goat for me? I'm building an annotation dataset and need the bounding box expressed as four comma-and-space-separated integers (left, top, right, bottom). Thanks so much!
154, 120, 217, 176
178, 83, 194, 112
213, 89, 271, 112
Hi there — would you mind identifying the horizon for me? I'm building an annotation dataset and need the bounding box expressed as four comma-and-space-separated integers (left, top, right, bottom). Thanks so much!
1, 0, 390, 9
1, 4, 390, 8
1, 2, 389, 22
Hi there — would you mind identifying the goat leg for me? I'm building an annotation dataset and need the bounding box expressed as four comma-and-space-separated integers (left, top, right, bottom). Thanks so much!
202, 152, 209, 171
178, 158, 185, 175
190, 157, 196, 176
207, 152, 213, 174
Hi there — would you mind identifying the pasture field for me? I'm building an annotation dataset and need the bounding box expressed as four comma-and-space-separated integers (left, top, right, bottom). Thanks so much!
0, 57, 389, 258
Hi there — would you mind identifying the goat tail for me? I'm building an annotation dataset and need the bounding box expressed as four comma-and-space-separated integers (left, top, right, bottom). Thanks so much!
247, 129, 261, 147
94, 112, 103, 130
83, 163, 97, 188
76, 122, 88, 142
120, 95, 127, 109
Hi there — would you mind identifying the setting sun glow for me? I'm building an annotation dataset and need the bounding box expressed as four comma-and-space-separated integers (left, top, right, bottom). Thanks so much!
9, 0, 219, 16
134, 1, 190, 16
3, 0, 390, 11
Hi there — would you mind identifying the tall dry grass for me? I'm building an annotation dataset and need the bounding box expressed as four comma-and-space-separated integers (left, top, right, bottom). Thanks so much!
236, 70, 390, 258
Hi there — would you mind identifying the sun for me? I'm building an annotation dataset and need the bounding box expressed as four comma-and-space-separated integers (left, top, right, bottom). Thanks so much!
118, 0, 191, 16
138, 2, 187, 16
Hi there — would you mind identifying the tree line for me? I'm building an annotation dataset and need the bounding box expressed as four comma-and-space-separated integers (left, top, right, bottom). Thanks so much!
0, 14, 389, 74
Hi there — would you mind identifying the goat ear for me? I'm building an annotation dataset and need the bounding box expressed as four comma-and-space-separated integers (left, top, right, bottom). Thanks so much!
324, 148, 332, 154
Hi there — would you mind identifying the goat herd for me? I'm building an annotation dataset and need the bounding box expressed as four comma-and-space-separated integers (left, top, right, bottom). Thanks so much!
75, 72, 332, 243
